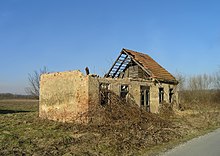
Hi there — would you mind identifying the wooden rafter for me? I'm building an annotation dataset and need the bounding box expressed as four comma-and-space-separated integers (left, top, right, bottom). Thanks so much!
112, 55, 128, 77
105, 53, 122, 77
105, 48, 178, 84
122, 49, 152, 77
105, 52, 131, 78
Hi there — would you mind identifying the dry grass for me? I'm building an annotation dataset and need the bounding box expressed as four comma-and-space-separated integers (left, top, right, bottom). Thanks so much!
0, 96, 220, 156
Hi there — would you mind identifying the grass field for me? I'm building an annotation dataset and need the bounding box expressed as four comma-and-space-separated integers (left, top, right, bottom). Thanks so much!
0, 100, 78, 155
0, 99, 220, 156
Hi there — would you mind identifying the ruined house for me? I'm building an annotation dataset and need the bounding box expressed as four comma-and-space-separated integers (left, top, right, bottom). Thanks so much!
39, 48, 178, 123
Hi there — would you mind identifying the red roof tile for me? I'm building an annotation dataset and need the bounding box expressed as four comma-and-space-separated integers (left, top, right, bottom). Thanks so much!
123, 49, 177, 83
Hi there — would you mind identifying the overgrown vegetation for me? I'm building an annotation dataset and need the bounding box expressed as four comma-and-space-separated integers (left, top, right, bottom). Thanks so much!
176, 69, 220, 110
0, 69, 220, 155
0, 99, 179, 155
1, 92, 220, 155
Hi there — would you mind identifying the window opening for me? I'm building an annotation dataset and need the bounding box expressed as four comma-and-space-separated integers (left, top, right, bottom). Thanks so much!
159, 88, 164, 103
140, 86, 150, 112
120, 85, 129, 99
169, 88, 174, 103
100, 83, 110, 106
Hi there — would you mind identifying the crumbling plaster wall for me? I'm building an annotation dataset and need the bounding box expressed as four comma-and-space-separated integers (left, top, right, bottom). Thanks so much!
88, 77, 178, 113
151, 83, 179, 112
39, 70, 89, 123
39, 70, 179, 123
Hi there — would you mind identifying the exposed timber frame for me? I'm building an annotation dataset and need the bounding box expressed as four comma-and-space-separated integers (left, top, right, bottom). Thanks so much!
122, 49, 152, 77
105, 49, 152, 78
105, 48, 178, 85
105, 52, 131, 78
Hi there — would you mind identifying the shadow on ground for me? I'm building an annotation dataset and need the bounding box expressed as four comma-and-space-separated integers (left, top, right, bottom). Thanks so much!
0, 110, 31, 114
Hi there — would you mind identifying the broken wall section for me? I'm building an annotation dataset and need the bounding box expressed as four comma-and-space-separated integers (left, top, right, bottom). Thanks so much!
88, 77, 179, 114
88, 77, 157, 112
39, 70, 89, 123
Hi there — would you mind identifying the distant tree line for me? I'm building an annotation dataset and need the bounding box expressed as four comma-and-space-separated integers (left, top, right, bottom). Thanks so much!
176, 70, 220, 91
0, 93, 34, 100
176, 68, 220, 105
25, 66, 220, 103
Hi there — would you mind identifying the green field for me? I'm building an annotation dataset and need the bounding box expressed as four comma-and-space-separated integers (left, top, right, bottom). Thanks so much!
1, 99, 220, 156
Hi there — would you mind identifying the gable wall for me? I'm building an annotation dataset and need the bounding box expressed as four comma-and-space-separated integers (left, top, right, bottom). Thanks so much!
120, 64, 149, 79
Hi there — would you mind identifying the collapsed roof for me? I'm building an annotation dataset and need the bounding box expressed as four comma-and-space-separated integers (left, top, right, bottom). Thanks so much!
105, 48, 178, 84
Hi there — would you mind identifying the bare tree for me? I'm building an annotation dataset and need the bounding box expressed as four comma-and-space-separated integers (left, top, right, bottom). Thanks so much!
175, 72, 186, 91
25, 66, 48, 99
187, 74, 213, 91
214, 68, 220, 89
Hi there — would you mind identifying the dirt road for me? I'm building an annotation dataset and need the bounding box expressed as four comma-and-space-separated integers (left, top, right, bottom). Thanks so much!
161, 128, 220, 156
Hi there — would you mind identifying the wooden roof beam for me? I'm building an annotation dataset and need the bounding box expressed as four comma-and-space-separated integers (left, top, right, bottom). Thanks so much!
122, 49, 152, 77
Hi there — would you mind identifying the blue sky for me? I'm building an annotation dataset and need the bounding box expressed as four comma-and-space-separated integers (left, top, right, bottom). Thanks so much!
0, 0, 220, 94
